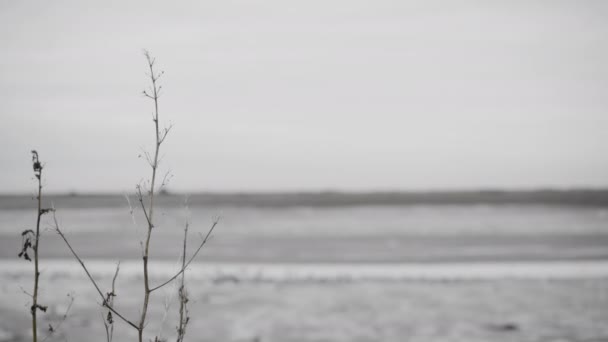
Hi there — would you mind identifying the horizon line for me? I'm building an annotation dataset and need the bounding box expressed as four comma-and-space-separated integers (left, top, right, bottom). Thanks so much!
3, 187, 608, 197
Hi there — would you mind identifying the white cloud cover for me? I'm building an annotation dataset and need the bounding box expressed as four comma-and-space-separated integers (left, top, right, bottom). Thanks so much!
1, 0, 607, 192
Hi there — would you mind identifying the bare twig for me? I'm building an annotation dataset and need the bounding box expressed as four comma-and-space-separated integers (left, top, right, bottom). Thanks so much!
156, 198, 189, 341
22, 150, 46, 342
41, 293, 75, 342
135, 185, 153, 230
102, 313, 110, 342
176, 220, 190, 342
137, 49, 163, 342
124, 194, 139, 230
158, 124, 173, 145
103, 263, 120, 342
19, 286, 33, 298
159, 170, 173, 192
139, 148, 154, 168
53, 213, 138, 330
150, 218, 219, 293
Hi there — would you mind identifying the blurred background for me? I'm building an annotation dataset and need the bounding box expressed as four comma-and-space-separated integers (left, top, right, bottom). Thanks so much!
1, 1, 607, 341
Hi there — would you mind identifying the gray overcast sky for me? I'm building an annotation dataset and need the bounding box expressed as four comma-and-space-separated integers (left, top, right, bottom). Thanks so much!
1, 0, 607, 193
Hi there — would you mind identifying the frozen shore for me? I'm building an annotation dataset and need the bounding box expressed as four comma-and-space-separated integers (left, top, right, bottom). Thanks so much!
2, 259, 608, 282
1, 270, 606, 342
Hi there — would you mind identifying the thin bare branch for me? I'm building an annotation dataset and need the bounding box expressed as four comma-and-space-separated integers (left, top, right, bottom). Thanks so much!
19, 286, 33, 298
135, 185, 153, 229
159, 170, 173, 191
102, 313, 111, 342
139, 147, 154, 167
41, 293, 75, 342
124, 194, 139, 230
176, 219, 190, 342
158, 124, 173, 145
102, 262, 120, 342
29, 150, 44, 342
52, 213, 138, 330
150, 218, 220, 293
138, 49, 163, 342
111, 262, 120, 291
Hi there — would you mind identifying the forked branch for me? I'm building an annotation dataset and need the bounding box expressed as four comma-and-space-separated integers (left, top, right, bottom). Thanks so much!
53, 213, 138, 330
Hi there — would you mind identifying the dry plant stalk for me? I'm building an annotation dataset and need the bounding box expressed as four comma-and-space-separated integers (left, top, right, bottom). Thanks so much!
176, 222, 190, 342
53, 51, 219, 342
20, 151, 74, 342
18, 151, 50, 342
102, 263, 120, 342
136, 49, 167, 342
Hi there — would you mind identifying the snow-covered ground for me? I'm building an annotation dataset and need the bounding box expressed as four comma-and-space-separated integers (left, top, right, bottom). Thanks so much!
1, 261, 607, 342
2, 203, 607, 341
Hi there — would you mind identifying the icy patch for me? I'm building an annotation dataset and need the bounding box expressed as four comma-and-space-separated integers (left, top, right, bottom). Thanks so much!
2, 259, 608, 282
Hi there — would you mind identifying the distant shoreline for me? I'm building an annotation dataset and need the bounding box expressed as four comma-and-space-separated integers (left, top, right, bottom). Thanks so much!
2, 189, 608, 209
